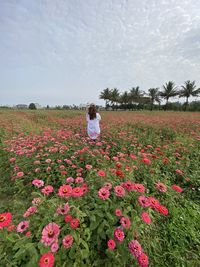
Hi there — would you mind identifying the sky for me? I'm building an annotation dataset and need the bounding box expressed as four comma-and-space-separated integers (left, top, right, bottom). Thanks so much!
0, 0, 200, 106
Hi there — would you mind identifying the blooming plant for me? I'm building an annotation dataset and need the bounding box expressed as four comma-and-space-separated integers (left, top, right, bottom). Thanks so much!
0, 110, 199, 266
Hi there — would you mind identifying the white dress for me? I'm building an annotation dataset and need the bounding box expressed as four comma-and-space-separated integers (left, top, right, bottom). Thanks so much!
86, 113, 101, 139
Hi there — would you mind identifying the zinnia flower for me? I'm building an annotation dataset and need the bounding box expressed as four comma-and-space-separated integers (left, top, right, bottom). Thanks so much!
155, 182, 167, 193
51, 242, 59, 253
171, 184, 183, 193
62, 235, 73, 248
39, 252, 55, 267
17, 221, 29, 233
141, 212, 151, 224
128, 240, 142, 257
114, 228, 125, 242
138, 196, 150, 207
120, 217, 131, 229
32, 179, 44, 188
137, 252, 149, 267
41, 185, 54, 195
98, 188, 110, 200
70, 218, 80, 229
58, 185, 72, 197
72, 187, 84, 197
107, 239, 116, 250
0, 212, 12, 229
97, 170, 106, 177
115, 209, 122, 217
41, 223, 60, 246
114, 186, 125, 197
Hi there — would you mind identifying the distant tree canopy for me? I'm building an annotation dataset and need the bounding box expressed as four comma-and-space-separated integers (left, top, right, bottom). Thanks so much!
29, 103, 36, 110
99, 80, 200, 111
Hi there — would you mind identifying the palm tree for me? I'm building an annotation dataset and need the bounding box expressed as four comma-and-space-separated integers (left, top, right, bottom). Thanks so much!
159, 81, 178, 110
120, 91, 130, 110
99, 88, 112, 110
110, 88, 120, 109
129, 86, 143, 104
148, 88, 160, 110
179, 80, 200, 111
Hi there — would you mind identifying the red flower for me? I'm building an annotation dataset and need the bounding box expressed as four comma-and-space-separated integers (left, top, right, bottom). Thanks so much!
70, 218, 80, 229
39, 252, 55, 267
64, 214, 73, 223
156, 205, 169, 216
142, 158, 151, 165
172, 184, 183, 193
0, 212, 12, 229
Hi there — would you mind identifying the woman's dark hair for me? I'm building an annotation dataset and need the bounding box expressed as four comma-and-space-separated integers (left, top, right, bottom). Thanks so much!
88, 105, 97, 120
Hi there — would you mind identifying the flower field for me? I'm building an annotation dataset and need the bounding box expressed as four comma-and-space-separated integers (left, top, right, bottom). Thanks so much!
0, 109, 200, 267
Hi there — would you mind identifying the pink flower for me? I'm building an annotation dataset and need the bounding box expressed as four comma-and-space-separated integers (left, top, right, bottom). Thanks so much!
115, 209, 122, 217
176, 169, 184, 176
135, 184, 145, 193
138, 196, 150, 207
120, 217, 131, 229
97, 170, 106, 177
72, 187, 84, 197
114, 228, 125, 242
45, 159, 52, 164
66, 177, 74, 183
155, 182, 167, 193
114, 186, 125, 197
39, 252, 55, 267
17, 221, 29, 233
41, 223, 60, 247
9, 157, 16, 162
62, 235, 73, 248
128, 240, 142, 257
98, 188, 110, 200
141, 212, 151, 224
107, 239, 116, 250
32, 197, 42, 205
86, 164, 92, 170
56, 203, 70, 215
51, 242, 59, 253
58, 185, 72, 197
75, 177, 84, 184
23, 206, 37, 218
138, 253, 149, 267
32, 179, 44, 188
17, 172, 24, 177
103, 182, 112, 190
41, 185, 54, 195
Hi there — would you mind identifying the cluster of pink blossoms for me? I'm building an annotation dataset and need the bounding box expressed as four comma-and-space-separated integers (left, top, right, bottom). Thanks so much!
128, 240, 149, 267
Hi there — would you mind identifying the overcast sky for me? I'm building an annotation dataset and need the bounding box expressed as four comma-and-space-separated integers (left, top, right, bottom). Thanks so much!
0, 0, 200, 106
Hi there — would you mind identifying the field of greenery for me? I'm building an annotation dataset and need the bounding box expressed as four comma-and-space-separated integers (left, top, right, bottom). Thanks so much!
0, 109, 200, 267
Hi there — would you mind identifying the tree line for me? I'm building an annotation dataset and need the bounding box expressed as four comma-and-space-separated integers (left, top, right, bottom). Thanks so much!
99, 80, 200, 111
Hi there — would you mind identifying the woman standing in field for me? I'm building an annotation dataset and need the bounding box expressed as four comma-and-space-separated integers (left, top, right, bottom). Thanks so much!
86, 104, 101, 140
